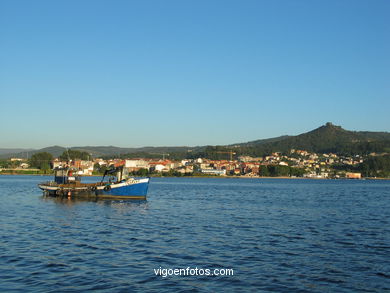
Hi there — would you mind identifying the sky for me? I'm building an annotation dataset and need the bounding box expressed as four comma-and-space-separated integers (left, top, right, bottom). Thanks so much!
0, 0, 389, 149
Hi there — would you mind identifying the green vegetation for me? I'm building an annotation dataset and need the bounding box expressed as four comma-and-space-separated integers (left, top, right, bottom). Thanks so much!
218, 124, 390, 157
0, 169, 47, 175
329, 154, 390, 178
104, 151, 190, 161
357, 155, 390, 178
186, 146, 237, 160
178, 124, 390, 159
132, 168, 149, 177
0, 159, 19, 169
93, 163, 107, 175
59, 150, 91, 161
29, 152, 53, 172
106, 152, 169, 160
259, 165, 305, 177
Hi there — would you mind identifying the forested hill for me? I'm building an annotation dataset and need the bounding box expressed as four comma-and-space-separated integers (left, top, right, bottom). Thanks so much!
230, 123, 390, 156
1, 123, 390, 159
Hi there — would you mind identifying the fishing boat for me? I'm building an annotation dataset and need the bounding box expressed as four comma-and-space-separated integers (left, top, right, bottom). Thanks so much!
38, 165, 150, 200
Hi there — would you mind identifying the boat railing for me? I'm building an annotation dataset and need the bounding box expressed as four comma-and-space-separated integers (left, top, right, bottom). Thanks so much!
40, 181, 58, 186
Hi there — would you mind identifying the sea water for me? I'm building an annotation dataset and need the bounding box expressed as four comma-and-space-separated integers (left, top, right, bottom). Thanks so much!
0, 175, 389, 292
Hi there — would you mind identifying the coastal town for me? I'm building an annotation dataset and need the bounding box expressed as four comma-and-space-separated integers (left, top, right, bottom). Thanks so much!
0, 149, 370, 179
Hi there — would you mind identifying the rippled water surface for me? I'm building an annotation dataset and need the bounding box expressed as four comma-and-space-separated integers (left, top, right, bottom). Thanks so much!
1, 175, 389, 292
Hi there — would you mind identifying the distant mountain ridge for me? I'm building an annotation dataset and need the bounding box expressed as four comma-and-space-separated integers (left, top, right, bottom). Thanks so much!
70, 146, 194, 157
0, 145, 196, 159
1, 123, 389, 159
230, 135, 291, 147
0, 148, 34, 155
236, 122, 390, 155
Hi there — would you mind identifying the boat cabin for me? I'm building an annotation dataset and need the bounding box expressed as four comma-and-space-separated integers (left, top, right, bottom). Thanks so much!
54, 168, 81, 184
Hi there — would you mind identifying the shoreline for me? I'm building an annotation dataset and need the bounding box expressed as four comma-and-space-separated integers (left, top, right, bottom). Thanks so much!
1, 172, 389, 180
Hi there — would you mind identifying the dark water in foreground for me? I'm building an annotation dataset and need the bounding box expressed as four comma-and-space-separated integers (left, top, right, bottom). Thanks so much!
0, 176, 389, 292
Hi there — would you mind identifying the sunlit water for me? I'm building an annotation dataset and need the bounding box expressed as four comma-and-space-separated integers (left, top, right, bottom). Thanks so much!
0, 175, 389, 292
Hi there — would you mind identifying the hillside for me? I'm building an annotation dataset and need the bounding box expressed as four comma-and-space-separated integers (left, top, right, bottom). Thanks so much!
0, 148, 34, 155
0, 145, 196, 159
1, 123, 389, 159
241, 123, 390, 155
0, 146, 67, 159
230, 135, 291, 147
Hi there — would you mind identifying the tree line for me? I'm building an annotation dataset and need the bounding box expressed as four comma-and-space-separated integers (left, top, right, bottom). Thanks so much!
28, 150, 91, 172
23, 150, 390, 178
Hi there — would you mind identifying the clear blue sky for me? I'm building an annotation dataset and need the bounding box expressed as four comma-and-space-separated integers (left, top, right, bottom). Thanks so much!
1, 0, 389, 149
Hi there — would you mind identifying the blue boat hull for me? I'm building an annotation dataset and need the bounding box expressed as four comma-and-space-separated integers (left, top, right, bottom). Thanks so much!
39, 178, 150, 200
98, 181, 149, 199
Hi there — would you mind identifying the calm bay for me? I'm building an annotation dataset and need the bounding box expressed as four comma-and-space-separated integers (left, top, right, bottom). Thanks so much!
0, 175, 389, 292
